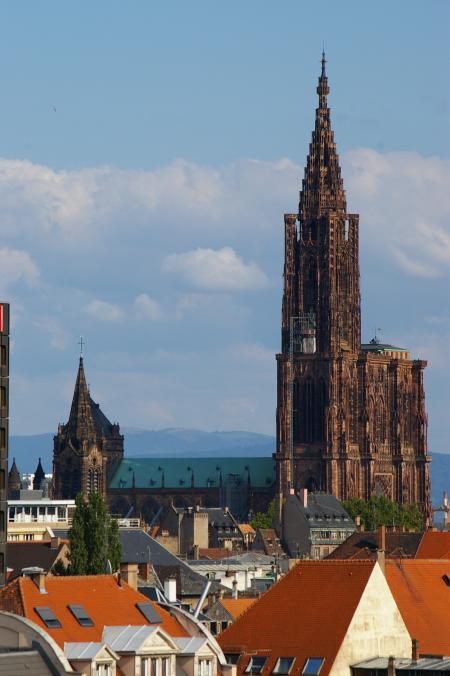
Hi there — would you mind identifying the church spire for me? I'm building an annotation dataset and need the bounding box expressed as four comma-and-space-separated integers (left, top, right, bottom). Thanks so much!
65, 356, 96, 446
298, 52, 346, 220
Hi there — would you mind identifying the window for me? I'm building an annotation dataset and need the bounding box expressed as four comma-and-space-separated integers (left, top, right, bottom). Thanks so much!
136, 602, 162, 624
302, 658, 324, 675
34, 606, 62, 629
225, 654, 241, 666
0, 344, 6, 367
0, 387, 6, 407
95, 664, 112, 676
24, 534, 34, 541
68, 604, 94, 626
199, 659, 213, 676
273, 658, 295, 674
142, 656, 170, 676
245, 657, 267, 674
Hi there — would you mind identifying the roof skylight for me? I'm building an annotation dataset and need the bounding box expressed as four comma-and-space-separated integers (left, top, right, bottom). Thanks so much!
34, 606, 62, 629
302, 658, 324, 675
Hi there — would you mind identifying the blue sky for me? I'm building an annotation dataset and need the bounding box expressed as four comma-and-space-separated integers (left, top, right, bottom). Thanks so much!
0, 2, 449, 453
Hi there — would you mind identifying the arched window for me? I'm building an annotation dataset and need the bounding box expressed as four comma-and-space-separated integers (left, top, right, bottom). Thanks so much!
87, 467, 101, 495
293, 378, 326, 444
348, 381, 358, 442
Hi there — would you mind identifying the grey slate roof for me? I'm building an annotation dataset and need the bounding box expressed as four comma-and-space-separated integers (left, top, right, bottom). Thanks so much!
119, 529, 223, 597
352, 657, 450, 671
103, 625, 159, 652
64, 642, 105, 660
0, 649, 55, 675
283, 493, 355, 557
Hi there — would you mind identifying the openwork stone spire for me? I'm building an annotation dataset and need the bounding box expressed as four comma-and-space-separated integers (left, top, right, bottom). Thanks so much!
299, 51, 346, 220
65, 357, 96, 445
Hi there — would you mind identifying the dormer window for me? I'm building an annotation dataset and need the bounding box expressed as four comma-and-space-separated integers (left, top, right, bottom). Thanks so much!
273, 657, 295, 674
142, 656, 171, 676
245, 656, 267, 674
302, 658, 324, 675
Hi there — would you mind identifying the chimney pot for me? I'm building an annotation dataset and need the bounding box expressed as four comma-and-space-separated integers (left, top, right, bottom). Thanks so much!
412, 639, 419, 662
299, 488, 308, 509
387, 656, 395, 676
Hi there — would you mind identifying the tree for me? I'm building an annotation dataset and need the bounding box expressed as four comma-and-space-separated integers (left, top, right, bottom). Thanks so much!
68, 491, 122, 575
250, 499, 275, 530
68, 492, 88, 574
342, 496, 423, 532
108, 517, 122, 573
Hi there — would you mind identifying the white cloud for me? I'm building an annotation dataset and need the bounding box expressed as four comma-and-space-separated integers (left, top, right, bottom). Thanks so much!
34, 317, 70, 351
344, 149, 450, 277
134, 294, 162, 321
83, 299, 123, 322
163, 246, 269, 290
0, 247, 39, 292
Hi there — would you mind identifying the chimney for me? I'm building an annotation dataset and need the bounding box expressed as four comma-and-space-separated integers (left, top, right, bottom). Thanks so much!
164, 578, 177, 603
120, 563, 138, 590
299, 488, 308, 509
355, 515, 361, 529
50, 536, 60, 550
412, 639, 419, 663
232, 578, 238, 599
387, 656, 395, 676
22, 567, 46, 594
378, 524, 386, 552
193, 544, 200, 560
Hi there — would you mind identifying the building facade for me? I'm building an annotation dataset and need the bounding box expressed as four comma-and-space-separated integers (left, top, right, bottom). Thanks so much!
275, 55, 431, 520
0, 302, 9, 585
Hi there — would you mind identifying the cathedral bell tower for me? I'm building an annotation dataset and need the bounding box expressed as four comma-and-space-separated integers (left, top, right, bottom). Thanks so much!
276, 54, 431, 523
52, 357, 124, 499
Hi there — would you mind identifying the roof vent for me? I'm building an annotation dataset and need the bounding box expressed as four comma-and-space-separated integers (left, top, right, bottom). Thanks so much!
442, 573, 450, 586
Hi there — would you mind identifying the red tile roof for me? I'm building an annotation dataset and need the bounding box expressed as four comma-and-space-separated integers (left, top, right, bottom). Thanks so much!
386, 560, 450, 656
0, 574, 187, 647
218, 560, 376, 676
414, 532, 450, 559
219, 598, 256, 620
198, 548, 234, 560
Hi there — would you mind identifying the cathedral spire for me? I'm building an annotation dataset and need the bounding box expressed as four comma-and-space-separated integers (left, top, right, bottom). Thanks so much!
299, 52, 346, 220
65, 356, 96, 446
317, 50, 329, 109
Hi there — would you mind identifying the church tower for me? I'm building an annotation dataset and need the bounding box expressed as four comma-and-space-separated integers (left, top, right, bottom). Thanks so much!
276, 54, 431, 521
52, 357, 124, 499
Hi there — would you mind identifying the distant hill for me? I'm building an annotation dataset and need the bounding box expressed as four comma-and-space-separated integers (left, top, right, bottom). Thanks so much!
9, 429, 449, 508
9, 428, 275, 475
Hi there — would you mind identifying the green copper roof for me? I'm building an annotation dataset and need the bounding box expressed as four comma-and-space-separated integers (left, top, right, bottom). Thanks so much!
108, 457, 276, 490
361, 343, 408, 353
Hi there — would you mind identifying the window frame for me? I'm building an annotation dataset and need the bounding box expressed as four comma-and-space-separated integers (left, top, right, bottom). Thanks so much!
272, 657, 295, 674
302, 657, 325, 676
245, 656, 267, 674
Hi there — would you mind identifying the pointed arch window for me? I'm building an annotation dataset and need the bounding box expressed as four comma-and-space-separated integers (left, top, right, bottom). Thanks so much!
375, 397, 386, 445
293, 378, 326, 444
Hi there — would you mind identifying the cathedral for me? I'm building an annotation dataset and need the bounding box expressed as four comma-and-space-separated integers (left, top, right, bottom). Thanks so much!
52, 356, 275, 521
275, 54, 431, 520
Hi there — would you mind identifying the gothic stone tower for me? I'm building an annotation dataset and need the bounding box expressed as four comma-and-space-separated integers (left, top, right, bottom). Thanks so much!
53, 357, 124, 499
275, 54, 431, 521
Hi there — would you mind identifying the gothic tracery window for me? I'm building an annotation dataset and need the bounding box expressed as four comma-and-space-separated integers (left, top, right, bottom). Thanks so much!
293, 377, 326, 444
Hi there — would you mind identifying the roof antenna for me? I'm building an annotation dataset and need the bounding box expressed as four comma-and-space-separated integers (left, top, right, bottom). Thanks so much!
321, 44, 326, 76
